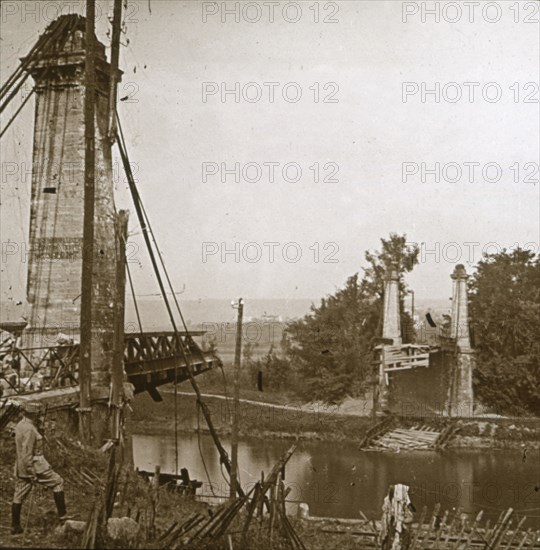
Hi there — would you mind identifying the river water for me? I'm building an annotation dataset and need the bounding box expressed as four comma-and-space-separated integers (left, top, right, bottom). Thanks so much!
133, 433, 540, 524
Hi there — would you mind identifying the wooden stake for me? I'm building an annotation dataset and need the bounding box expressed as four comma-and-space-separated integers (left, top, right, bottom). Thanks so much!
230, 298, 244, 500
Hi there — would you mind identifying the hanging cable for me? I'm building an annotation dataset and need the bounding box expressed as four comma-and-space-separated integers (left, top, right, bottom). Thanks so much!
219, 364, 232, 421
1, 16, 77, 139
139, 200, 189, 332
126, 260, 144, 336
0, 88, 34, 139
173, 350, 179, 478
139, 197, 210, 372
197, 401, 217, 497
0, 15, 72, 113
116, 115, 244, 498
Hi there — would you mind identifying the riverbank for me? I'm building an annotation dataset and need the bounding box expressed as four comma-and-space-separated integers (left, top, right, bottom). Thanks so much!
0, 427, 374, 549
131, 389, 373, 443
0, 428, 210, 548
130, 388, 540, 449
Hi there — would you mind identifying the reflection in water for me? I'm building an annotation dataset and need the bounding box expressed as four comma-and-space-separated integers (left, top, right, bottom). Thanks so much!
133, 433, 540, 523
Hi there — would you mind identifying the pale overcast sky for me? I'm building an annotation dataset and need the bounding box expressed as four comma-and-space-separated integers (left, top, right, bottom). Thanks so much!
1, 0, 539, 305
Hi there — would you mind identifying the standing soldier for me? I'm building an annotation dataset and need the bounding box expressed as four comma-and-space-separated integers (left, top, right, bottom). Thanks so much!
11, 401, 70, 535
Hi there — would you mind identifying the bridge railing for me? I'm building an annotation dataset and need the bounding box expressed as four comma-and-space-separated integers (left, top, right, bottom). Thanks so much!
0, 343, 80, 396
124, 331, 206, 364
0, 331, 218, 397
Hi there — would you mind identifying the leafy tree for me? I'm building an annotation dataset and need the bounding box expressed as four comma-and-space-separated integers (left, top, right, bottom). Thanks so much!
243, 341, 259, 387
261, 345, 290, 391
285, 233, 419, 403
469, 248, 540, 415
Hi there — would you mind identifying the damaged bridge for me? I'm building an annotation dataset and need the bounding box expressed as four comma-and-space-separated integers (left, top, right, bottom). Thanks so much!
1, 329, 220, 406
0, 15, 220, 443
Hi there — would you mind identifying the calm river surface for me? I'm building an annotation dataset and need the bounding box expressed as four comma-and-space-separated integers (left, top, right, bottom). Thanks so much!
133, 433, 540, 524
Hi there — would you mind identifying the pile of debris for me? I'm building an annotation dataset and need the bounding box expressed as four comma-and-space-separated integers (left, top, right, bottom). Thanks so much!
26, 439, 306, 549
366, 425, 441, 451
159, 444, 305, 550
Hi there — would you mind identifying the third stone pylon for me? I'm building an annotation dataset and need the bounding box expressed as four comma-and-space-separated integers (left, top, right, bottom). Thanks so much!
446, 264, 474, 417
377, 269, 401, 413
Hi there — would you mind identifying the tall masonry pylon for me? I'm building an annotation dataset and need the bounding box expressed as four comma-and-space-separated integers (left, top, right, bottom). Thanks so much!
22, 15, 121, 389
377, 269, 402, 413
382, 270, 402, 346
447, 264, 474, 416
450, 264, 471, 350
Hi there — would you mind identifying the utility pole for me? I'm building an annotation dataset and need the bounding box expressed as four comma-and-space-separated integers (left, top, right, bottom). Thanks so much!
229, 298, 244, 500
112, 211, 128, 441
79, 0, 96, 445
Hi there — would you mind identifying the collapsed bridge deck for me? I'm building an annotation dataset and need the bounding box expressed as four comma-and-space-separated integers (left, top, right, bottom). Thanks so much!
1, 330, 221, 407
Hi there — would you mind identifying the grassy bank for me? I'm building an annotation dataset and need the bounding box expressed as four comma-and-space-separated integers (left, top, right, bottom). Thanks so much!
130, 389, 373, 443
130, 386, 540, 448
0, 426, 373, 549
0, 428, 209, 549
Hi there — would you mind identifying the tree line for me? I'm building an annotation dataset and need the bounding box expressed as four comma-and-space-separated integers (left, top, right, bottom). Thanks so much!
241, 233, 539, 415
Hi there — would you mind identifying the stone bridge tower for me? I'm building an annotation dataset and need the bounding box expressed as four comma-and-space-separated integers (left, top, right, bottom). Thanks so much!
377, 270, 402, 413
375, 265, 474, 418
382, 270, 402, 347
21, 15, 121, 394
446, 264, 475, 416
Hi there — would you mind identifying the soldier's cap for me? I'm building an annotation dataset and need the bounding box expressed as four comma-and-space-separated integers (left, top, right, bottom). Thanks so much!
22, 401, 44, 415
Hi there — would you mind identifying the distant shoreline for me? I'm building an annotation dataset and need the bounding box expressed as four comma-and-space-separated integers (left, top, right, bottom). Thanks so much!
130, 390, 540, 449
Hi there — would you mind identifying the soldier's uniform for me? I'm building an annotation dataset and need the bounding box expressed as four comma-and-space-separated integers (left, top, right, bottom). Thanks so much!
11, 402, 69, 535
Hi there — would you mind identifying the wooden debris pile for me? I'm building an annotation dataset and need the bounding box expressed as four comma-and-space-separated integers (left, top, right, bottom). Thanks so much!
159, 444, 306, 550
433, 420, 461, 450
358, 415, 396, 449
365, 425, 441, 451
51, 436, 104, 489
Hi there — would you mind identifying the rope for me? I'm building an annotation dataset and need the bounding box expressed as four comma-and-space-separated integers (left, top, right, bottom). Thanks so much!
116, 113, 244, 498
216, 365, 240, 489
197, 401, 217, 497
138, 200, 189, 331
126, 260, 144, 335
174, 355, 179, 478
219, 365, 232, 421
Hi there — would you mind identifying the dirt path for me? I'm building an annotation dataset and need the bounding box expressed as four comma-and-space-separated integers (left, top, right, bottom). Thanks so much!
164, 389, 371, 417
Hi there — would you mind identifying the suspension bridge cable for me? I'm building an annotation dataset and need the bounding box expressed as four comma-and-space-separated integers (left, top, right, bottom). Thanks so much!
174, 347, 179, 478
115, 115, 244, 498
139, 197, 211, 376
1, 16, 76, 138
220, 364, 232, 421
197, 401, 218, 497
139, 198, 212, 392
1, 14, 70, 95
126, 260, 144, 336
116, 118, 181, 477
0, 88, 34, 139
138, 198, 190, 333
0, 16, 72, 113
